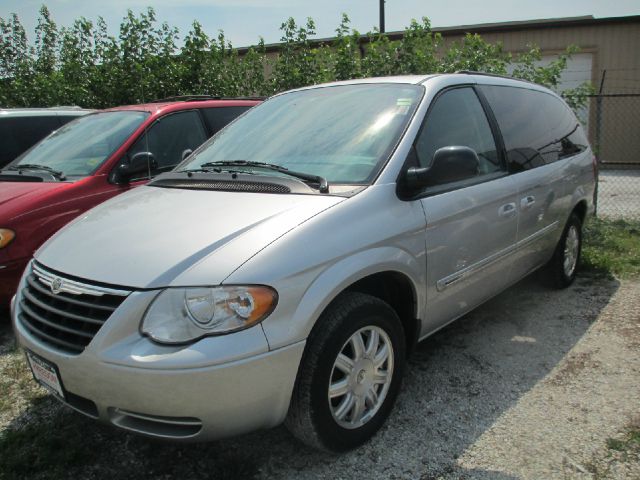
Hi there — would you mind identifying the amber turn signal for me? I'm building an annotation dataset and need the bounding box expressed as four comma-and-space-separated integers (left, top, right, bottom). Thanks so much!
0, 229, 15, 248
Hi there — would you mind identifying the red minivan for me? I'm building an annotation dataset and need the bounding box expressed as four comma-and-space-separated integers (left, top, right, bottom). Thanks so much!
0, 97, 261, 309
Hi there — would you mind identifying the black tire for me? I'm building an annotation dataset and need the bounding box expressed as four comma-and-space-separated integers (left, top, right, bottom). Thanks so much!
545, 212, 583, 289
285, 292, 406, 452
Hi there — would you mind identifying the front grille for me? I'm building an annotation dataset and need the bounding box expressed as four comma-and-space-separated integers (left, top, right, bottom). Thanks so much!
18, 263, 130, 355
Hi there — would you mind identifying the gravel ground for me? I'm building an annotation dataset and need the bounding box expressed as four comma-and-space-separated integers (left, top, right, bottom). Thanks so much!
597, 170, 640, 219
1, 273, 639, 479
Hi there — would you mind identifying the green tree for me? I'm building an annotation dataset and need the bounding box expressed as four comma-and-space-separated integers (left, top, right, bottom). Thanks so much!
180, 21, 212, 95
270, 17, 324, 92
0, 13, 32, 106
440, 33, 509, 74
360, 29, 397, 77
106, 7, 180, 104
58, 18, 98, 106
327, 14, 362, 81
33, 5, 57, 75
91, 17, 124, 108
396, 17, 440, 74
0, 8, 592, 112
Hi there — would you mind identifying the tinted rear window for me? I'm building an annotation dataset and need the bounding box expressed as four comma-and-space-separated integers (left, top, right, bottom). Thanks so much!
0, 115, 62, 167
57, 114, 83, 127
480, 86, 588, 172
201, 106, 251, 135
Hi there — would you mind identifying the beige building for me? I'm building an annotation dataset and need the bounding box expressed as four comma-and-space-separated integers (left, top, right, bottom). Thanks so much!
244, 15, 640, 165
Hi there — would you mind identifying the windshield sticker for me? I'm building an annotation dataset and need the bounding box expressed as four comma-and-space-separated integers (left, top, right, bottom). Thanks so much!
395, 98, 413, 115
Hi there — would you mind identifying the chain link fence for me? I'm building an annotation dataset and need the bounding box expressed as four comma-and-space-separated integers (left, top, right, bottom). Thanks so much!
591, 93, 640, 220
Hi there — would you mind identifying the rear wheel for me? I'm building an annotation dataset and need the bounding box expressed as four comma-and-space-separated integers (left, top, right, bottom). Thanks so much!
545, 213, 582, 288
285, 292, 405, 452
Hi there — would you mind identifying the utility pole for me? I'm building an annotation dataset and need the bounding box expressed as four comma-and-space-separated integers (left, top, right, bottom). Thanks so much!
379, 0, 385, 33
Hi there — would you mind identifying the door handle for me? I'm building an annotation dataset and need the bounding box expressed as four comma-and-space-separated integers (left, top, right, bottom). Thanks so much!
520, 196, 536, 209
498, 202, 516, 217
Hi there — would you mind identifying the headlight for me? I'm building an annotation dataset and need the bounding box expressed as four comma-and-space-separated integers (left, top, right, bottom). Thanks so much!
141, 286, 278, 344
0, 229, 15, 248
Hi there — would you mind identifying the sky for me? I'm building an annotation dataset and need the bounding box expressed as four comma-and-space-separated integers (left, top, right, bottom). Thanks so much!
2, 0, 639, 48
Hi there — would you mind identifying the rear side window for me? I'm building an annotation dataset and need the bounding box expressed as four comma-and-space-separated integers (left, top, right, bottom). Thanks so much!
415, 87, 501, 178
201, 106, 251, 135
0, 115, 62, 167
128, 110, 208, 176
57, 114, 82, 128
480, 86, 588, 172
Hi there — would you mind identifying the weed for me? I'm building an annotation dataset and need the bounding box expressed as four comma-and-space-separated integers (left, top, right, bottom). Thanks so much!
581, 217, 640, 279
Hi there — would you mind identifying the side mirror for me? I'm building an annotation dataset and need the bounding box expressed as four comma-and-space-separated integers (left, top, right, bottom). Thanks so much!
405, 146, 480, 190
115, 151, 156, 184
181, 149, 193, 161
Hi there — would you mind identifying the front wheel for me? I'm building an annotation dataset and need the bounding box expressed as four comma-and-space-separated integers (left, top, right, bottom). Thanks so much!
545, 212, 582, 288
285, 292, 405, 452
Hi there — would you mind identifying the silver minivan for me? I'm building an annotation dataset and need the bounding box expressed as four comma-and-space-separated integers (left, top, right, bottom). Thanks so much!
12, 73, 596, 451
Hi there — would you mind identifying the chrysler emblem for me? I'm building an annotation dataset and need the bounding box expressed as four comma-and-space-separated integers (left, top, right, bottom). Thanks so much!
50, 277, 63, 295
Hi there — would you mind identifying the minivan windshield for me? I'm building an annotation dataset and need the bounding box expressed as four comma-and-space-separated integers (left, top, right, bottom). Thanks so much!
8, 111, 149, 178
180, 84, 423, 184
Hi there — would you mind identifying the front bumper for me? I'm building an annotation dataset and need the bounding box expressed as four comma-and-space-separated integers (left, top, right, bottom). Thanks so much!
12, 282, 305, 441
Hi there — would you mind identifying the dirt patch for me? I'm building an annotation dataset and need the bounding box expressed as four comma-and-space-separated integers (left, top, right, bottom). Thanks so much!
457, 280, 640, 479
548, 350, 602, 386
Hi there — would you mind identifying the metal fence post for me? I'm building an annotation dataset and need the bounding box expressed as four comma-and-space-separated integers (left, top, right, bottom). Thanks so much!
594, 95, 602, 217
593, 70, 607, 218
595, 70, 606, 163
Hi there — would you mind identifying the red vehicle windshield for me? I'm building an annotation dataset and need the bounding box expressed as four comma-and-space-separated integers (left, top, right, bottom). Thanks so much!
8, 111, 149, 179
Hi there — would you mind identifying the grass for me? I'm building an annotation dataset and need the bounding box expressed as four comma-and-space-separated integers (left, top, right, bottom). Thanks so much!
0, 337, 47, 420
607, 427, 640, 453
581, 217, 640, 279
587, 422, 640, 479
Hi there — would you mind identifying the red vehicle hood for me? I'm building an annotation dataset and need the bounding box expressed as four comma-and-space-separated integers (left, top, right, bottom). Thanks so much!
0, 182, 69, 220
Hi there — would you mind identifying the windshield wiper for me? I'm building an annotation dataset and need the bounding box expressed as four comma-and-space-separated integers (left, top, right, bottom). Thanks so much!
8, 164, 66, 180
190, 160, 329, 193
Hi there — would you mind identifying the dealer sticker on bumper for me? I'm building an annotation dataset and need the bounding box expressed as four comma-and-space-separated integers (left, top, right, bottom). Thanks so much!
26, 351, 66, 400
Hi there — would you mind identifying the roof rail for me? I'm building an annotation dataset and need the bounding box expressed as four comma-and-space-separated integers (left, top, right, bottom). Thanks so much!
0, 106, 88, 111
455, 70, 512, 79
150, 95, 265, 103
455, 70, 538, 85
47, 105, 86, 110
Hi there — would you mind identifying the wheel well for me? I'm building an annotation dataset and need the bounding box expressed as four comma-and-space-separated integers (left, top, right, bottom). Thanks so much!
345, 271, 419, 356
572, 200, 588, 224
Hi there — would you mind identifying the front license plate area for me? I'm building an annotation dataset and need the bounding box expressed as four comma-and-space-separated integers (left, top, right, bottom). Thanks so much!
25, 351, 66, 401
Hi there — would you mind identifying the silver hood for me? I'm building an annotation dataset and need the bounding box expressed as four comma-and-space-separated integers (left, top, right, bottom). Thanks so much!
35, 185, 344, 288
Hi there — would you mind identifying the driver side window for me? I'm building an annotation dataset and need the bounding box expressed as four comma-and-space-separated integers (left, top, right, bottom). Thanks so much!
415, 87, 501, 182
128, 110, 207, 177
